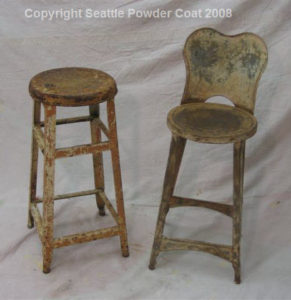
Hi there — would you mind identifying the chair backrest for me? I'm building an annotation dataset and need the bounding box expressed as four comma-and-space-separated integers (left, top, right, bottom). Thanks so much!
182, 28, 268, 113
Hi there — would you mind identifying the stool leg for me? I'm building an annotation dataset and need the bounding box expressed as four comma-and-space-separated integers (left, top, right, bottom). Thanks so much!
42, 105, 56, 274
90, 104, 105, 216
232, 141, 245, 284
149, 135, 186, 270
28, 101, 41, 228
107, 99, 129, 257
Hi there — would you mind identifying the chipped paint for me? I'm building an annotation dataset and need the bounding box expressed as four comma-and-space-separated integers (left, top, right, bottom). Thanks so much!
149, 28, 268, 284
28, 68, 129, 272
183, 28, 268, 112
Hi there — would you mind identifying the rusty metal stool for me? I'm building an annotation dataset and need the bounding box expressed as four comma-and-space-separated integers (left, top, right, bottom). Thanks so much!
27, 67, 129, 273
149, 28, 268, 283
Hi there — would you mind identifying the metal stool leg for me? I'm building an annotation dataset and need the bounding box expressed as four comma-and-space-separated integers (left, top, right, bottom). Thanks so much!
42, 105, 56, 274
107, 99, 129, 257
149, 135, 186, 269
28, 101, 41, 229
232, 141, 245, 284
90, 104, 105, 216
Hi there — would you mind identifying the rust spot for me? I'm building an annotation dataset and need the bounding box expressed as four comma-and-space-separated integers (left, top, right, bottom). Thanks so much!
190, 40, 219, 68
29, 67, 117, 107
183, 28, 268, 112
242, 53, 260, 79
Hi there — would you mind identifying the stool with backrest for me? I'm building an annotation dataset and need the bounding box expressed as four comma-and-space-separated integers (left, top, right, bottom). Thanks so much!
28, 67, 129, 273
149, 28, 267, 283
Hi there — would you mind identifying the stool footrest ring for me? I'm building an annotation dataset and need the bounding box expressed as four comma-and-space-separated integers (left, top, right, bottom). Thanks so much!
35, 188, 101, 202
53, 226, 120, 248
160, 236, 233, 262
169, 196, 233, 217
55, 141, 111, 158
39, 116, 110, 137
35, 190, 120, 226
39, 115, 93, 126
32, 189, 122, 247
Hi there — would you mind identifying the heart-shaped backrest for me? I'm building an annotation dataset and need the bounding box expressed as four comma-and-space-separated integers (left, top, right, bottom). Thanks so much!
182, 28, 268, 113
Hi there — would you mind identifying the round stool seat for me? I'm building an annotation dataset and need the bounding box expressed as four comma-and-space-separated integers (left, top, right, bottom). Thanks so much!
167, 103, 257, 144
29, 67, 117, 106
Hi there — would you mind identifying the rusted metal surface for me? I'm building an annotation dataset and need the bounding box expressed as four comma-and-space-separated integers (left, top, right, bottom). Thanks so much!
149, 28, 268, 283
28, 68, 129, 273
33, 125, 45, 152
39, 115, 93, 126
53, 226, 120, 248
169, 196, 233, 217
107, 99, 129, 257
160, 238, 233, 262
30, 203, 43, 242
39, 116, 110, 137
42, 104, 56, 274
95, 118, 110, 138
167, 103, 257, 144
29, 68, 117, 107
55, 141, 110, 159
182, 28, 268, 112
36, 189, 120, 223
35, 188, 101, 203
232, 141, 245, 284
149, 135, 186, 270
90, 104, 106, 216
39, 114, 109, 146
97, 190, 120, 224
28, 100, 41, 229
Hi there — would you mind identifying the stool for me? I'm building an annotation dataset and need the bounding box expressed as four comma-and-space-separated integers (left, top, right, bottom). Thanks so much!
27, 67, 129, 273
149, 28, 268, 283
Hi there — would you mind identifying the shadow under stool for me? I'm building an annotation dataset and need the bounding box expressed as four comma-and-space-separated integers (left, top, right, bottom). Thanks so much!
27, 67, 129, 273
149, 28, 268, 283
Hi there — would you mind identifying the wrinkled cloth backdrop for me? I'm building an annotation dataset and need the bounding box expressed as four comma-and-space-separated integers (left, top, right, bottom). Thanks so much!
0, 0, 290, 299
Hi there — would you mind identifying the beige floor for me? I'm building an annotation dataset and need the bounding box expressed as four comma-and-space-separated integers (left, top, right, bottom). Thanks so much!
0, 194, 290, 299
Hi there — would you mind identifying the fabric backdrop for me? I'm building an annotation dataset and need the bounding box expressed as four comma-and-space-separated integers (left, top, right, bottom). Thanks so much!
0, 0, 290, 299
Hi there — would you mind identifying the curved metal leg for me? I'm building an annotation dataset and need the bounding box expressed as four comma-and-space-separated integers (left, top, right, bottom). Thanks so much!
232, 141, 245, 284
149, 135, 186, 269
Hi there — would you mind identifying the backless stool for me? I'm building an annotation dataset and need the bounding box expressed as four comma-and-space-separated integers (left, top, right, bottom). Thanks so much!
28, 67, 129, 273
149, 28, 267, 283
